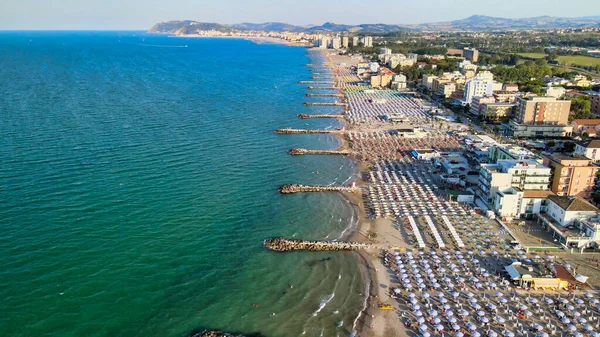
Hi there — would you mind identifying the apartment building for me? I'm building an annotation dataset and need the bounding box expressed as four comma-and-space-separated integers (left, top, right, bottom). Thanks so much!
544, 154, 600, 199
477, 160, 551, 207
508, 96, 573, 137
590, 92, 600, 116
575, 139, 600, 163
464, 71, 502, 104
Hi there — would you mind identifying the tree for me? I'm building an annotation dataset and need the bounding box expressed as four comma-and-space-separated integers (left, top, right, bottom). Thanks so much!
569, 96, 593, 121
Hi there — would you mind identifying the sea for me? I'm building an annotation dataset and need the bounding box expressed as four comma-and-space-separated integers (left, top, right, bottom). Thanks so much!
0, 32, 367, 337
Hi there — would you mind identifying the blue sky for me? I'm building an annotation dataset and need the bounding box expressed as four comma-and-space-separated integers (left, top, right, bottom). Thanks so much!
1, 0, 599, 30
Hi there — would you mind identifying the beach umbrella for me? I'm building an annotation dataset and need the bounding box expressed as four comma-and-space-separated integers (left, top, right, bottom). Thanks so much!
429, 310, 438, 317
415, 310, 423, 317
586, 293, 594, 299
435, 324, 444, 331
556, 311, 565, 318
437, 292, 445, 298
443, 304, 451, 310
591, 332, 600, 337
468, 323, 477, 331
488, 303, 497, 310
578, 317, 587, 324
545, 298, 554, 304
504, 332, 514, 337
500, 298, 508, 304
459, 309, 469, 316
472, 332, 481, 337
473, 303, 482, 310
408, 292, 416, 298
568, 324, 577, 332
585, 324, 594, 331
452, 323, 460, 331
422, 333, 431, 337
433, 317, 441, 324
419, 324, 428, 331
440, 298, 448, 304
470, 298, 478, 304
576, 298, 584, 305
456, 332, 464, 337
488, 331, 497, 337
394, 288, 401, 294
567, 304, 575, 311
529, 297, 538, 304
533, 324, 543, 331
539, 333, 549, 337
477, 310, 485, 317
518, 304, 527, 310
495, 316, 505, 323
423, 293, 430, 299
446, 310, 454, 317
481, 317, 489, 323
495, 292, 503, 297
524, 310, 532, 317
573, 311, 581, 317
417, 317, 425, 324
574, 333, 583, 337
452, 292, 460, 298
561, 317, 571, 324
448, 317, 457, 323
410, 298, 418, 305
560, 298, 569, 304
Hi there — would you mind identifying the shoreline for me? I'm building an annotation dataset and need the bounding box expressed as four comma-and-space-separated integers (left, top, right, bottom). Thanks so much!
316, 49, 379, 337
169, 34, 309, 47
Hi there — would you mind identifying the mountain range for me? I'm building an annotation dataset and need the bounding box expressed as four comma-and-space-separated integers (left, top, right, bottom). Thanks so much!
149, 15, 600, 34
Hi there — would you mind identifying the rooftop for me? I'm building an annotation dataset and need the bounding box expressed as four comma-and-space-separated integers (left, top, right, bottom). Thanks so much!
523, 190, 555, 198
579, 139, 600, 149
573, 119, 600, 126
548, 195, 599, 212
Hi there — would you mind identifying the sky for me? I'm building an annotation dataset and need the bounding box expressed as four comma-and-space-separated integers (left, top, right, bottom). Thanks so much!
1, 0, 599, 30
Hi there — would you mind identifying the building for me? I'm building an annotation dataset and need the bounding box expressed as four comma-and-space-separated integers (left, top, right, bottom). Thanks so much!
590, 92, 600, 116
457, 60, 478, 73
572, 75, 591, 88
541, 195, 598, 227
437, 82, 456, 98
504, 261, 569, 290
364, 36, 373, 47
422, 74, 438, 91
543, 154, 600, 199
463, 48, 479, 62
407, 53, 418, 63
342, 36, 349, 48
331, 36, 341, 49
492, 90, 519, 103
572, 119, 600, 134
480, 103, 516, 123
391, 74, 407, 91
507, 120, 573, 138
352, 36, 359, 47
370, 67, 395, 88
503, 83, 519, 92
469, 96, 496, 116
464, 71, 502, 104
477, 160, 551, 206
489, 144, 538, 162
508, 96, 572, 137
543, 86, 566, 98
380, 47, 392, 55
575, 139, 600, 163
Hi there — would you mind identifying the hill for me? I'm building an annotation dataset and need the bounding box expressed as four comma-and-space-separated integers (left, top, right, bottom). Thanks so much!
148, 15, 600, 34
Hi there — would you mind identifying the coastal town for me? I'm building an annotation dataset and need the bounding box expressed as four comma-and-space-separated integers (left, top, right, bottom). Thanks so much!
263, 28, 600, 337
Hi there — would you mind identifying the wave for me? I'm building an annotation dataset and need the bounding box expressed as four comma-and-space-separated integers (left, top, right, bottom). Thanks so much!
312, 293, 335, 317
351, 278, 370, 335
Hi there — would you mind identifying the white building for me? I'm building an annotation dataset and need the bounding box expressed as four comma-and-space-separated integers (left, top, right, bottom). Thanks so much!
575, 139, 600, 163
543, 195, 599, 227
352, 36, 359, 47
464, 71, 502, 104
543, 86, 566, 98
494, 188, 555, 220
477, 160, 551, 207
407, 53, 418, 62
342, 36, 349, 48
364, 36, 373, 47
331, 36, 341, 49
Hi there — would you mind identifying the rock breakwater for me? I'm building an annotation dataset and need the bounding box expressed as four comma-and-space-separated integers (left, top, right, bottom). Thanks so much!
279, 184, 359, 194
288, 148, 352, 156
264, 238, 370, 252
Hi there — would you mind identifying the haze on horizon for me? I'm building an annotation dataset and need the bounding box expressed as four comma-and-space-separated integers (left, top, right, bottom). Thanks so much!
1, 0, 599, 30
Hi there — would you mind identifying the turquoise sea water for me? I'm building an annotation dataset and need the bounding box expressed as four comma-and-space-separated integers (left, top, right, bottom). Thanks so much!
0, 32, 365, 337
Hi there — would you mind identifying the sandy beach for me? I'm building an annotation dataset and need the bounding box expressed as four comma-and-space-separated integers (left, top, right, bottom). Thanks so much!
171, 34, 308, 46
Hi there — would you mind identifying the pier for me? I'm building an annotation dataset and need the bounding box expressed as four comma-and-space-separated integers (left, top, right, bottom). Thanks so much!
274, 128, 343, 134
298, 81, 335, 85
264, 238, 370, 252
307, 86, 338, 90
297, 113, 345, 119
305, 93, 344, 97
279, 184, 359, 194
288, 148, 353, 156
303, 102, 347, 107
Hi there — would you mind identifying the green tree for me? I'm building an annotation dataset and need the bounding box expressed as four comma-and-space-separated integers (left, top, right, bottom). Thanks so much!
570, 96, 593, 121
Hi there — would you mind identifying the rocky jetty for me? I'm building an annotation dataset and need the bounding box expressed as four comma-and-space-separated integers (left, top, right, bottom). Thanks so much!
307, 86, 338, 90
297, 114, 344, 119
288, 148, 352, 156
274, 128, 343, 134
304, 93, 344, 97
298, 81, 335, 85
303, 102, 346, 106
264, 238, 370, 252
279, 184, 359, 194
